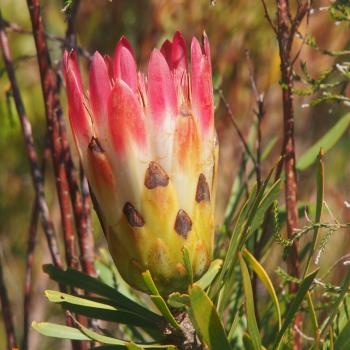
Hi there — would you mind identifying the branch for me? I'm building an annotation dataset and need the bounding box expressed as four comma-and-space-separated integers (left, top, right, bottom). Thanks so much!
0, 250, 17, 350
26, 0, 80, 271
218, 89, 257, 166
0, 16, 63, 269
22, 139, 50, 350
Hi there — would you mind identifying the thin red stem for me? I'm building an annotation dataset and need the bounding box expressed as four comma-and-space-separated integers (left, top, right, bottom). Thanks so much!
25, 0, 79, 271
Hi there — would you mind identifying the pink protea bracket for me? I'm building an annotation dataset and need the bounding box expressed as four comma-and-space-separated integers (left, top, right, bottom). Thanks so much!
147, 49, 178, 125
191, 36, 214, 134
108, 80, 146, 156
64, 50, 93, 157
113, 36, 138, 93
89, 52, 111, 129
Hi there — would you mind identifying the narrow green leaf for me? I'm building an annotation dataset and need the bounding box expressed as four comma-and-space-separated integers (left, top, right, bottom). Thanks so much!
273, 269, 319, 349
261, 136, 278, 160
43, 264, 160, 323
91, 346, 175, 350
189, 284, 230, 350
227, 300, 243, 341
182, 247, 193, 284
243, 249, 282, 330
297, 113, 350, 170
239, 254, 262, 350
45, 290, 158, 329
304, 149, 324, 276
333, 321, 350, 350
142, 271, 181, 330
45, 290, 116, 310
211, 167, 279, 302
196, 259, 222, 290
32, 321, 89, 340
306, 292, 320, 347
320, 267, 350, 335
73, 318, 175, 349
141, 270, 159, 295
250, 179, 281, 234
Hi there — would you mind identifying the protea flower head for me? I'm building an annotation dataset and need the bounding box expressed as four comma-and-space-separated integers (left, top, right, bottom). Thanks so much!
64, 31, 218, 295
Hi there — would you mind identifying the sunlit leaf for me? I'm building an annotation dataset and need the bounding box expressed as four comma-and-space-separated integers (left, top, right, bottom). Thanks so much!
243, 249, 281, 330
142, 270, 181, 330
43, 264, 160, 323
189, 284, 230, 350
32, 321, 89, 341
297, 113, 350, 170
196, 259, 222, 290
239, 254, 262, 350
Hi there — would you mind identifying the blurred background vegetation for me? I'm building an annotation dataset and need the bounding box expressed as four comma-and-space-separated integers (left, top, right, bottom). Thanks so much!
0, 0, 349, 348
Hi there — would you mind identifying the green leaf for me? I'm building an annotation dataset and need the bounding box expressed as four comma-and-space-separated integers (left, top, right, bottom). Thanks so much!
95, 260, 116, 288
306, 292, 320, 347
45, 290, 158, 329
261, 136, 278, 160
189, 284, 230, 350
250, 179, 281, 234
167, 292, 190, 308
182, 247, 193, 284
273, 269, 319, 350
142, 271, 181, 330
196, 259, 223, 290
239, 254, 262, 350
45, 290, 116, 310
43, 264, 160, 323
296, 113, 350, 170
243, 249, 282, 330
211, 168, 279, 301
320, 267, 350, 336
32, 321, 90, 340
333, 321, 350, 350
304, 149, 324, 276
73, 318, 175, 349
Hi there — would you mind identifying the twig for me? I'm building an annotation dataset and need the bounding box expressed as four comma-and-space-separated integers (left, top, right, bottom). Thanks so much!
22, 139, 50, 350
60, 0, 96, 278
1, 17, 91, 60
0, 15, 63, 269
0, 250, 17, 350
245, 50, 265, 189
260, 0, 278, 34
245, 49, 266, 326
218, 89, 257, 166
80, 168, 96, 276
26, 0, 80, 272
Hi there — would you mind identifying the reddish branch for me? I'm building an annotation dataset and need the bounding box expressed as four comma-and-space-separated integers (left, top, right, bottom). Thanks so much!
26, 0, 96, 278
26, 0, 79, 271
62, 0, 96, 277
0, 18, 62, 270
275, 0, 309, 349
0, 252, 17, 350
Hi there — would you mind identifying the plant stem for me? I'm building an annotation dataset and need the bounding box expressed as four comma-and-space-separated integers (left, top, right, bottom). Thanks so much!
275, 0, 309, 348
0, 251, 17, 350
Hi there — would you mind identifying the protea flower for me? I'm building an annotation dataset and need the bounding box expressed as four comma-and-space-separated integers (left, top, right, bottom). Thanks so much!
64, 31, 218, 295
